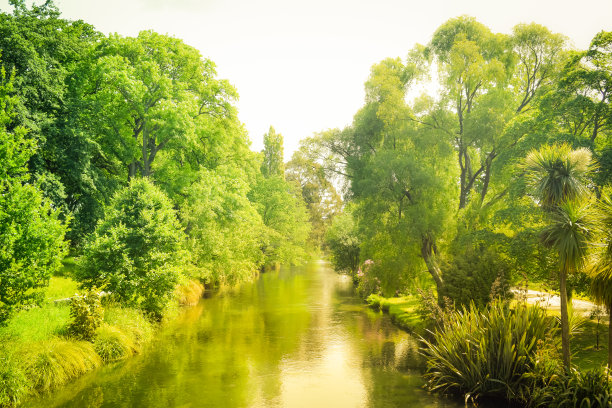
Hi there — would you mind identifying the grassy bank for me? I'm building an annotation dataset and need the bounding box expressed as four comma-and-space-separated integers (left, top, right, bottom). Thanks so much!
0, 276, 205, 407
366, 294, 427, 335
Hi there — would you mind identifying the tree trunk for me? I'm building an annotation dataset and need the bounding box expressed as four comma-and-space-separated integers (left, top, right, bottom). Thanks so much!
559, 271, 571, 369
128, 162, 138, 181
608, 304, 612, 368
421, 235, 444, 304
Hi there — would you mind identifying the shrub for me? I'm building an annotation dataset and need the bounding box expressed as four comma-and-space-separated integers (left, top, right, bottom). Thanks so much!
0, 67, 68, 325
325, 212, 360, 276
421, 300, 556, 404
68, 289, 104, 341
77, 179, 187, 320
530, 368, 612, 407
441, 246, 511, 308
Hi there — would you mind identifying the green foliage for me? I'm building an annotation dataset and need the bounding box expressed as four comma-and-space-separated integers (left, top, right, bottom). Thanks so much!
261, 126, 285, 178
530, 368, 612, 408
421, 301, 557, 403
441, 246, 511, 308
182, 166, 265, 285
0, 349, 29, 408
0, 64, 68, 324
77, 179, 186, 320
102, 306, 153, 350
286, 138, 343, 250
249, 174, 311, 266
68, 289, 103, 341
325, 212, 360, 276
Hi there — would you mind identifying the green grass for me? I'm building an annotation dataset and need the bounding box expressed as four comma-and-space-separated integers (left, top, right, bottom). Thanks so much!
44, 277, 80, 302
57, 257, 77, 278
366, 294, 426, 335
572, 320, 608, 371
0, 305, 70, 343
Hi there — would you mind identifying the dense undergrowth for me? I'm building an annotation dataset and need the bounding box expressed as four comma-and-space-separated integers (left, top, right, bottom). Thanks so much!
0, 277, 205, 407
368, 292, 612, 407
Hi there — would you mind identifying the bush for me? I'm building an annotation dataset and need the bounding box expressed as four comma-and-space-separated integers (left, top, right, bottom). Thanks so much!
530, 368, 612, 407
68, 289, 103, 341
175, 279, 205, 306
325, 212, 360, 276
421, 300, 556, 404
77, 179, 187, 320
441, 246, 511, 308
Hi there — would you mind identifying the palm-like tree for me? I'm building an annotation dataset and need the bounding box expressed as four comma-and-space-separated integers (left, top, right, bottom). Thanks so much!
525, 143, 593, 369
588, 191, 612, 368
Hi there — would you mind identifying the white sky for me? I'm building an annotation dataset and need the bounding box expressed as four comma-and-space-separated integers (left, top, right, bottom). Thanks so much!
1, 0, 611, 160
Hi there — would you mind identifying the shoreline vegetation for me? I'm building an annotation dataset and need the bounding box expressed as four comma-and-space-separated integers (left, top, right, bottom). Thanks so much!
0, 274, 207, 407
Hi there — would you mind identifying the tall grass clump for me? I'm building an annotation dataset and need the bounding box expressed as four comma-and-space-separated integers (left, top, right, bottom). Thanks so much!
421, 300, 556, 404
23, 339, 101, 392
103, 307, 153, 351
175, 279, 205, 306
93, 324, 136, 362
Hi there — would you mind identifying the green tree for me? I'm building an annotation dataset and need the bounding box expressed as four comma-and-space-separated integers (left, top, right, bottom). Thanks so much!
325, 211, 360, 277
249, 175, 311, 266
0, 0, 102, 244
77, 179, 186, 320
182, 165, 266, 285
261, 126, 285, 178
75, 30, 236, 181
524, 143, 593, 368
286, 139, 342, 250
0, 65, 68, 324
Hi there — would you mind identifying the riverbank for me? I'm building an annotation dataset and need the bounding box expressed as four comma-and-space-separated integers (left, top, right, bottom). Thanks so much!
0, 276, 205, 407
366, 292, 609, 371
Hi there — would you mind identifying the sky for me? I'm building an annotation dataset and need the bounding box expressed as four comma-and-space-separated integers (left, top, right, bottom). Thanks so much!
1, 0, 611, 160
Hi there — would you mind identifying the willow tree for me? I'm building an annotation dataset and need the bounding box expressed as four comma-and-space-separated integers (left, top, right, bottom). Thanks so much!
345, 55, 457, 297
525, 143, 593, 368
424, 17, 566, 209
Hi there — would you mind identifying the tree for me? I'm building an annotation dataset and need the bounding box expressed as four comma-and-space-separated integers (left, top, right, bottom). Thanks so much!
75, 30, 237, 181
261, 126, 285, 178
286, 139, 342, 250
77, 179, 186, 320
181, 165, 266, 285
325, 211, 360, 277
0, 0, 102, 244
249, 175, 311, 266
588, 189, 612, 367
524, 143, 593, 368
0, 65, 68, 324
423, 18, 566, 209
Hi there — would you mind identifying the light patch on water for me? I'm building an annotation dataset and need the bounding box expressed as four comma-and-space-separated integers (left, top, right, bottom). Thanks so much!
278, 340, 367, 408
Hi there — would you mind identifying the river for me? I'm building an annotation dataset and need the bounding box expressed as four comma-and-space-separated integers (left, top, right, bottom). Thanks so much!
24, 260, 463, 408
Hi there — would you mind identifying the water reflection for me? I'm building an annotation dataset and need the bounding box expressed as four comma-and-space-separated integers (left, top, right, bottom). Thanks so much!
24, 261, 462, 408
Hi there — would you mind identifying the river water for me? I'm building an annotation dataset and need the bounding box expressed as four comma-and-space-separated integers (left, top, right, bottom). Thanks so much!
24, 261, 462, 408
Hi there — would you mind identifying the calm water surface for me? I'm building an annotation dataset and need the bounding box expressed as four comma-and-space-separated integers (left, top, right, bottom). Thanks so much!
24, 261, 463, 408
